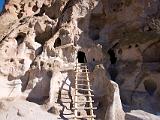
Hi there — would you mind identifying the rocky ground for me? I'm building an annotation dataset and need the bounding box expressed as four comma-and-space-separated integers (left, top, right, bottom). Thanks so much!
0, 97, 57, 120
0, 0, 160, 120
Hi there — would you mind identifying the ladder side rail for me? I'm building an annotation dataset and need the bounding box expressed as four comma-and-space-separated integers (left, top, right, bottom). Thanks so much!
86, 66, 95, 119
74, 62, 78, 120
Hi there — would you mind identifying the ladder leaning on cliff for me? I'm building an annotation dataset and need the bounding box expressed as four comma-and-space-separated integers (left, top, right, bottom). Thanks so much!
73, 62, 96, 120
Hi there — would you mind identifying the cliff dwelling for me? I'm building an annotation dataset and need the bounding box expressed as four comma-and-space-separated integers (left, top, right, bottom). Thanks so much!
0, 0, 160, 120
77, 51, 87, 63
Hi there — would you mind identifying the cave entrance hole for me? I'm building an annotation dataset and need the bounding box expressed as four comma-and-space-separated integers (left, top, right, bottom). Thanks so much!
15, 32, 26, 45
77, 51, 87, 63
143, 43, 160, 63
108, 49, 117, 64
54, 38, 61, 48
144, 80, 157, 96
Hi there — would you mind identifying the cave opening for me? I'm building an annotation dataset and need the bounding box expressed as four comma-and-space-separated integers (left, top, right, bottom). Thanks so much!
88, 13, 106, 41
32, 5, 38, 12
108, 49, 117, 64
77, 51, 87, 63
108, 66, 118, 81
143, 42, 160, 63
54, 38, 61, 48
15, 32, 26, 45
34, 4, 46, 16
35, 26, 52, 46
144, 80, 157, 96
128, 45, 132, 49
108, 49, 118, 81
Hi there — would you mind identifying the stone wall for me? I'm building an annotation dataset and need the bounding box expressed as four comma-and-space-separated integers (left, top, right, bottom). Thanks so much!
0, 0, 160, 119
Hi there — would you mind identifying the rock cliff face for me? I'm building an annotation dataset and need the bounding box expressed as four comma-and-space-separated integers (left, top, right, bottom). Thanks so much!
0, 0, 160, 120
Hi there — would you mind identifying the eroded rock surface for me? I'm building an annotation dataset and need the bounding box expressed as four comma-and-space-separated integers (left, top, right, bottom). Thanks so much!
0, 0, 160, 120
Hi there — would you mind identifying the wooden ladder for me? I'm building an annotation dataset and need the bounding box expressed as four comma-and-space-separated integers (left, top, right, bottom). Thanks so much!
74, 63, 96, 120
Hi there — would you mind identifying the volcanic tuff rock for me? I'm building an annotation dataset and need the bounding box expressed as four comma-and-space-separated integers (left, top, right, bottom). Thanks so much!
0, 0, 160, 120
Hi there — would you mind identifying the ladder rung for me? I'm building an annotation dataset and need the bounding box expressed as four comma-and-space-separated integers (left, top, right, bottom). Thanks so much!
77, 76, 87, 78
76, 78, 89, 80
76, 63, 86, 65
76, 68, 87, 70
76, 69, 88, 71
77, 75, 87, 77
58, 116, 74, 119
76, 65, 87, 67
75, 100, 94, 103
62, 88, 69, 91
75, 88, 93, 91
74, 115, 96, 118
76, 67, 87, 69
75, 71, 90, 73
56, 101, 72, 103
76, 66, 86, 67
76, 64, 86, 66
76, 74, 87, 77
76, 73, 90, 75
77, 79, 90, 81
73, 107, 97, 110
58, 97, 71, 99
75, 94, 94, 97
75, 83, 92, 86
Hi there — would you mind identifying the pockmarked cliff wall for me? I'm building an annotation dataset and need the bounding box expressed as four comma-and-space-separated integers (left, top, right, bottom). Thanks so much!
0, 0, 160, 120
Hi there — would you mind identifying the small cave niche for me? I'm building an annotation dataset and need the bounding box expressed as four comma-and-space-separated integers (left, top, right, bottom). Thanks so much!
113, 9, 116, 12
35, 26, 52, 46
40, 61, 44, 67
10, 58, 14, 62
135, 44, 139, 47
144, 80, 157, 96
143, 42, 160, 63
144, 26, 152, 32
88, 13, 106, 41
54, 38, 61, 48
44, 1, 61, 20
19, 59, 24, 64
28, 2, 31, 7
111, 1, 125, 12
92, 33, 100, 40
30, 61, 38, 68
28, 22, 33, 28
34, 4, 46, 16
20, 71, 30, 92
17, 12, 23, 19
118, 49, 122, 55
35, 46, 43, 56
15, 32, 26, 45
33, 61, 38, 66
108, 49, 117, 64
13, 4, 18, 10
16, 3, 24, 18
97, 101, 103, 109
77, 51, 87, 63
47, 63, 52, 67
32, 1, 38, 12
47, 70, 52, 78
128, 45, 132, 49
108, 65, 118, 81
32, 5, 38, 12
77, 18, 85, 30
